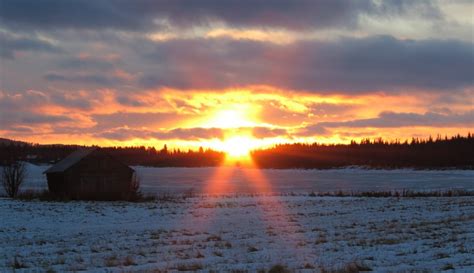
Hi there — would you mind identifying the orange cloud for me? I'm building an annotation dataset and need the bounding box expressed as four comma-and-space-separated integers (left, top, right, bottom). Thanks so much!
1, 86, 472, 150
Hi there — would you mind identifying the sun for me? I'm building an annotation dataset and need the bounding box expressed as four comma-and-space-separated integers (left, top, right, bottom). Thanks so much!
206, 105, 258, 128
220, 136, 258, 159
200, 104, 265, 159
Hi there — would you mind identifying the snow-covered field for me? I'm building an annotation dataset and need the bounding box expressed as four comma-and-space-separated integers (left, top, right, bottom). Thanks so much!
2, 164, 473, 272
18, 163, 474, 194
1, 195, 473, 272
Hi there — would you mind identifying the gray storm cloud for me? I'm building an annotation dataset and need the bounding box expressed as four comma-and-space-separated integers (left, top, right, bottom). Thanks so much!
140, 36, 473, 92
0, 0, 440, 31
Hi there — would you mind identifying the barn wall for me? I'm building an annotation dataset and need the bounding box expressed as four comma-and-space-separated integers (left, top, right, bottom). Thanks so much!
46, 173, 66, 194
47, 150, 135, 199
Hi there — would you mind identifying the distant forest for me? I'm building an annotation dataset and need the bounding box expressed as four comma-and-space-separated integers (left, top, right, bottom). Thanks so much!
0, 141, 225, 167
0, 134, 473, 169
252, 134, 474, 169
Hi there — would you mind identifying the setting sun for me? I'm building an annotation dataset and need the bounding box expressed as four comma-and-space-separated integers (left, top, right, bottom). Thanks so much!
219, 136, 259, 158
202, 104, 263, 158
206, 104, 258, 129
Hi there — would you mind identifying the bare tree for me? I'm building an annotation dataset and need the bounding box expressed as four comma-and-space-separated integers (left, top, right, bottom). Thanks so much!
1, 162, 26, 198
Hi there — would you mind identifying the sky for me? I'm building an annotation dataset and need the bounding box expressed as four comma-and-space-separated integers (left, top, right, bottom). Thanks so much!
0, 0, 473, 154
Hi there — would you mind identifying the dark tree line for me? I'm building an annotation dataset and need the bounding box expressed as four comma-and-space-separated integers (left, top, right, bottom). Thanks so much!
100, 145, 225, 167
252, 134, 474, 169
0, 134, 473, 169
0, 140, 225, 167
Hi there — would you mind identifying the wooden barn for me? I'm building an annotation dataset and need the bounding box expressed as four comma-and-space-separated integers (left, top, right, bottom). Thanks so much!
44, 148, 136, 199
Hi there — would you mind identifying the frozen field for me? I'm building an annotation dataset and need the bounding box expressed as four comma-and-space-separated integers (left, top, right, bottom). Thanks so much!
19, 163, 474, 194
4, 164, 473, 272
1, 195, 473, 272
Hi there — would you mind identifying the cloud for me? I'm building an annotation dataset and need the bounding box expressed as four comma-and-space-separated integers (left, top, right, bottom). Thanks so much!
94, 127, 150, 141
57, 56, 117, 71
0, 31, 61, 59
7, 126, 35, 133
0, 90, 49, 109
43, 54, 133, 86
300, 110, 474, 136
95, 125, 292, 141
154, 127, 224, 140
115, 96, 147, 107
0, 0, 440, 32
50, 92, 93, 110
297, 125, 331, 137
0, 1, 471, 145
0, 90, 95, 130
252, 127, 288, 138
19, 114, 74, 124
95, 127, 224, 141
139, 35, 473, 92
44, 73, 123, 86
0, 0, 155, 31
0, 110, 73, 127
91, 112, 190, 131
328, 111, 474, 128
308, 103, 355, 116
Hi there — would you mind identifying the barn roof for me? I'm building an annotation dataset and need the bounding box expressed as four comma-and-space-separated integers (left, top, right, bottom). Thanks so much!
44, 148, 96, 174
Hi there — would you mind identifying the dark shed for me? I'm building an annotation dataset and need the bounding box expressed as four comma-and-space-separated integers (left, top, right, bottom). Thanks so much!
44, 148, 136, 199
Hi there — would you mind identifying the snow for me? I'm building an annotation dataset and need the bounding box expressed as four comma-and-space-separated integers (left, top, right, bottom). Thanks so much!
15, 164, 474, 194
1, 195, 473, 272
2, 164, 473, 272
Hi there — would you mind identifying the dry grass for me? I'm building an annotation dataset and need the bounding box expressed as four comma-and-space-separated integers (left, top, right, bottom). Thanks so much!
320, 261, 373, 273
176, 262, 203, 271
11, 256, 28, 269
123, 256, 136, 266
268, 264, 292, 273
309, 189, 474, 198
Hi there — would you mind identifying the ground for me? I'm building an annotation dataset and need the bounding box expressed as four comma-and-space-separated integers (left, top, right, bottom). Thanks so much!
1, 195, 473, 273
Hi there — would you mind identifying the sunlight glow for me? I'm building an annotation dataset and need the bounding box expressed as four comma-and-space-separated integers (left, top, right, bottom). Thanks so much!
206, 105, 258, 128
206, 28, 296, 44
220, 136, 259, 158
14, 87, 469, 150
202, 104, 265, 158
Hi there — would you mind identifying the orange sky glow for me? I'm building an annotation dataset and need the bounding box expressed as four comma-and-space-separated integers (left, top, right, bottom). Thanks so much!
2, 86, 472, 156
1, 1, 472, 156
